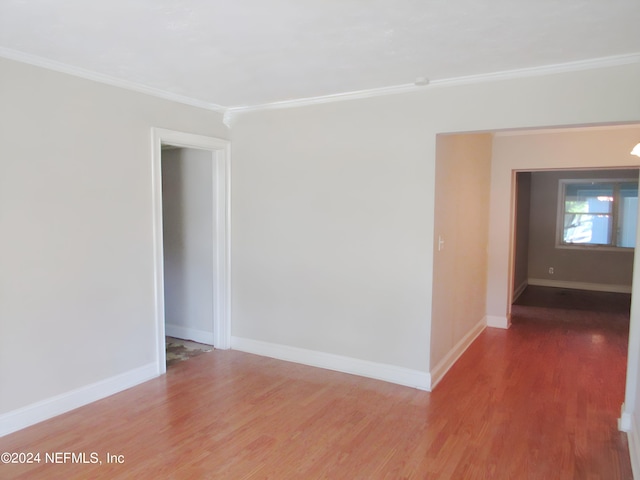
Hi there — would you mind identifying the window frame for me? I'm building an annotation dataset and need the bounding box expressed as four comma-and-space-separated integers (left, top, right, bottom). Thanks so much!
556, 177, 638, 252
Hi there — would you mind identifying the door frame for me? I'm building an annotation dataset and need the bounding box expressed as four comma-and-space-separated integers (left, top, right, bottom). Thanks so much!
151, 128, 231, 375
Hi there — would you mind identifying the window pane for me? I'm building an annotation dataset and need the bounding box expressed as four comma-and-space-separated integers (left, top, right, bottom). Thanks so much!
563, 213, 611, 244
618, 187, 638, 248
564, 184, 613, 214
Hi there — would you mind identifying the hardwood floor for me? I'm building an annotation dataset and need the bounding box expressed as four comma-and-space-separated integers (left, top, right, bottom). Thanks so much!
0, 288, 633, 479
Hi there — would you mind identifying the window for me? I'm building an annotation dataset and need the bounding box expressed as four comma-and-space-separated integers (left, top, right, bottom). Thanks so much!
558, 179, 638, 249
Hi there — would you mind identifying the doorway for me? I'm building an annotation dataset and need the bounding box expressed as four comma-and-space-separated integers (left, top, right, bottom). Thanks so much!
512, 168, 637, 303
151, 129, 230, 375
499, 129, 640, 432
161, 146, 214, 344
445, 124, 640, 433
162, 146, 215, 367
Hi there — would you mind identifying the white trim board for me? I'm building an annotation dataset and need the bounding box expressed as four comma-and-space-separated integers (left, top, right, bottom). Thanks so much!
621, 403, 633, 432
224, 53, 640, 120
486, 315, 510, 329
0, 363, 156, 437
1, 47, 638, 120
528, 278, 632, 294
0, 47, 226, 113
231, 337, 431, 391
625, 408, 640, 480
430, 318, 486, 389
494, 123, 640, 137
165, 324, 214, 346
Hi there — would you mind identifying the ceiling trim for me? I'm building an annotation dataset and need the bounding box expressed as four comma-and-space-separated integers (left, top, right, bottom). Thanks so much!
430, 52, 640, 88
1, 46, 638, 122
225, 52, 640, 122
0, 47, 227, 113
493, 123, 640, 137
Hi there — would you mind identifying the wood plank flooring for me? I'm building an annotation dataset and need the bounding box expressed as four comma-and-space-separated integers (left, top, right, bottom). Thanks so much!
0, 288, 633, 479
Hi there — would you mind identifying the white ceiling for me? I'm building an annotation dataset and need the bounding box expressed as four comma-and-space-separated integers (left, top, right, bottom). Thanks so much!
1, 0, 639, 109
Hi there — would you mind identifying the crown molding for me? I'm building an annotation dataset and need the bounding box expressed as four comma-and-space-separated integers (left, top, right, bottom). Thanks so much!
224, 83, 422, 123
0, 47, 227, 113
2, 46, 638, 124
430, 52, 640, 89
493, 122, 640, 137
225, 52, 640, 122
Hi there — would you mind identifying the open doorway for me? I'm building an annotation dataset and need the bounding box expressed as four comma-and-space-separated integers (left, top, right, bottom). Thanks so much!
432, 124, 640, 429
510, 167, 635, 347
151, 129, 230, 375
162, 146, 216, 368
498, 127, 640, 434
512, 168, 637, 305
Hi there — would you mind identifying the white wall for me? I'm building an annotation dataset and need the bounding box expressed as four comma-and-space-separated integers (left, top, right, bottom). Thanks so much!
513, 172, 531, 298
231, 62, 640, 383
230, 102, 433, 372
0, 57, 227, 422
162, 148, 215, 344
431, 133, 492, 385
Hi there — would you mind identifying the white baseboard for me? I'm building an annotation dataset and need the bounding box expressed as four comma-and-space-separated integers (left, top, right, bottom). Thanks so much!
486, 315, 510, 329
528, 278, 632, 294
625, 408, 640, 480
165, 324, 214, 345
620, 403, 633, 432
430, 318, 486, 389
231, 337, 431, 391
0, 363, 157, 437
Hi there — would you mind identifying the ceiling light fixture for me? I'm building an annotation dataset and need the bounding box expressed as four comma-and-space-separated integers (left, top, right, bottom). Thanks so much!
631, 143, 640, 157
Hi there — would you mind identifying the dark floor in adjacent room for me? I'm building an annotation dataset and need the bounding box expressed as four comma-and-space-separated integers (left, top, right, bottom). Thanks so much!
513, 284, 631, 314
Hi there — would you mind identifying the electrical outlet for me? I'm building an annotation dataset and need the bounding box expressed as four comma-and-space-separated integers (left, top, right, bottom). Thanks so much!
548, 267, 554, 275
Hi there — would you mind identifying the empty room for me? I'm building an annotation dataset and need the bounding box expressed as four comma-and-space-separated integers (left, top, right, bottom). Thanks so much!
1, 1, 640, 478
